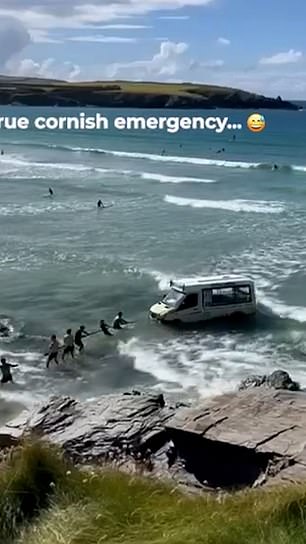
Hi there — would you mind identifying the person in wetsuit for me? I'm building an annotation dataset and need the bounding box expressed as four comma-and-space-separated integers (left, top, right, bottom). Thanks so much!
97, 200, 104, 208
0, 357, 18, 384
99, 320, 113, 336
62, 328, 75, 360
75, 325, 89, 352
112, 312, 129, 330
49, 187, 54, 197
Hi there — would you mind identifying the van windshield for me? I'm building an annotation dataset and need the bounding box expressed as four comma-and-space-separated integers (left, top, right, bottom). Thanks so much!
163, 289, 185, 308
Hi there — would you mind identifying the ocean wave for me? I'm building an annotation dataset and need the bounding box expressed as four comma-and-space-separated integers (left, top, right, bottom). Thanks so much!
164, 195, 285, 214
0, 156, 133, 177
0, 200, 104, 217
118, 335, 295, 397
5, 141, 306, 172
257, 294, 306, 323
141, 173, 216, 184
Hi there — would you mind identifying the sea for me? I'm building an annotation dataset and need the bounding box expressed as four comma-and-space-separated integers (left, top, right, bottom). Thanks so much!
1, 106, 306, 422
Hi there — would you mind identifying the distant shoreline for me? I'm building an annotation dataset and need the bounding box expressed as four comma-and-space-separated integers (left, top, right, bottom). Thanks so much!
0, 78, 299, 110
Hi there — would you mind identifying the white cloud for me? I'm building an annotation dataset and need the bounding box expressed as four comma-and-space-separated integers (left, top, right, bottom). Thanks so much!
67, 34, 138, 43
0, 1, 214, 30
5, 57, 80, 80
217, 37, 230, 46
259, 49, 303, 65
108, 40, 189, 79
30, 29, 62, 44
0, 17, 31, 64
96, 24, 153, 29
159, 15, 190, 20
106, 40, 224, 81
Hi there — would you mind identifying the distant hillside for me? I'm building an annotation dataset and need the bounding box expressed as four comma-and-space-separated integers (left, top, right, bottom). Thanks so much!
0, 77, 299, 110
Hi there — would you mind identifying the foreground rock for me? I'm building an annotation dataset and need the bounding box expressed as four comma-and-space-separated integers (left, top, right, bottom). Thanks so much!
239, 370, 300, 392
1, 373, 306, 492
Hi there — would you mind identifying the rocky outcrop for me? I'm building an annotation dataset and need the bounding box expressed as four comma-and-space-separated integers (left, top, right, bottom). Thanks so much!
1, 372, 306, 492
0, 78, 299, 109
239, 370, 300, 392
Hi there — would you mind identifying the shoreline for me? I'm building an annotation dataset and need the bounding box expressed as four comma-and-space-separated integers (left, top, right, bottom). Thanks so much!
0, 369, 304, 493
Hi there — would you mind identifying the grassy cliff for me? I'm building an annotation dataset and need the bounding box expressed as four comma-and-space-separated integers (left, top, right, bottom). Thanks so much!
1, 440, 306, 544
0, 77, 299, 109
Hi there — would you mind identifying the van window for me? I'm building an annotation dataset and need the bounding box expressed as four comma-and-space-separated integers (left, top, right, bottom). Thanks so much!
205, 285, 252, 306
234, 285, 252, 303
211, 287, 235, 306
178, 293, 198, 310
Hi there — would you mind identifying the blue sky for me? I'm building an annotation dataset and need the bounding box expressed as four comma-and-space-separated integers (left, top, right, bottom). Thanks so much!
0, 0, 306, 98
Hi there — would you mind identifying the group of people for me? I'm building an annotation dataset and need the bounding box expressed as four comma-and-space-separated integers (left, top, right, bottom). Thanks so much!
45, 312, 131, 368
0, 312, 132, 382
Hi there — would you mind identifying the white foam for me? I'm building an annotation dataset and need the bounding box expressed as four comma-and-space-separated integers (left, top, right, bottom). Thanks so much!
258, 294, 306, 323
0, 156, 133, 178
293, 165, 306, 173
164, 195, 285, 214
72, 146, 261, 169
0, 200, 96, 217
141, 173, 216, 184
118, 335, 292, 398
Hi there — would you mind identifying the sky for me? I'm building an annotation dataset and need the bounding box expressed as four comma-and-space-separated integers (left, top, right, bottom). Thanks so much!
0, 0, 306, 98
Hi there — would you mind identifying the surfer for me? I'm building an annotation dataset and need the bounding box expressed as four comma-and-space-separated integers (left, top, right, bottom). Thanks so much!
49, 187, 54, 197
273, 164, 278, 170
75, 325, 90, 353
0, 357, 18, 384
97, 199, 104, 208
99, 319, 113, 336
112, 312, 131, 330
0, 150, 4, 156
62, 328, 75, 360
45, 334, 61, 368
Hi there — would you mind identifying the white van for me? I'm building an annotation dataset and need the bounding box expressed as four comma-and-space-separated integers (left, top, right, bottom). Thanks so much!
149, 275, 256, 324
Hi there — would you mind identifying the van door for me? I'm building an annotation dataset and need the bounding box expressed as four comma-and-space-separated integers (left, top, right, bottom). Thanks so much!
176, 293, 201, 322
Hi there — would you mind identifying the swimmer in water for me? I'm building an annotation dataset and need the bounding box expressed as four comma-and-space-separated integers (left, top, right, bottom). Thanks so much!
0, 150, 4, 156
49, 187, 54, 197
0, 357, 18, 384
273, 164, 278, 170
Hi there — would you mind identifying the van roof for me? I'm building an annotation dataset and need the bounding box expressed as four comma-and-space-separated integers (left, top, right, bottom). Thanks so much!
170, 275, 254, 290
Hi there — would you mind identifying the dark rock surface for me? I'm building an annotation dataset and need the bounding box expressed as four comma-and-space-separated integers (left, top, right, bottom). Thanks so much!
0, 78, 299, 109
239, 370, 300, 392
1, 372, 306, 492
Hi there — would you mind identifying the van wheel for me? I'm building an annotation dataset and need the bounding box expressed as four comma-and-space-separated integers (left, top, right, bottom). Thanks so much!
172, 319, 181, 325
232, 312, 244, 321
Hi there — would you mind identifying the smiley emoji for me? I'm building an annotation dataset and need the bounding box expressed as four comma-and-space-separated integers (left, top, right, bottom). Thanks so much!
247, 113, 266, 133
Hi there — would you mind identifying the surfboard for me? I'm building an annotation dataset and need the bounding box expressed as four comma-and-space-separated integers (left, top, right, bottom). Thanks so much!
98, 204, 113, 209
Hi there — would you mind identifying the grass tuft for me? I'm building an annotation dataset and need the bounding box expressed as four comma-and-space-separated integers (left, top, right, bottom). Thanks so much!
0, 440, 305, 543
